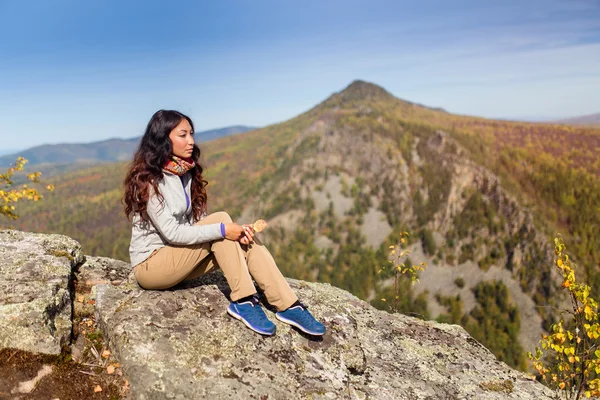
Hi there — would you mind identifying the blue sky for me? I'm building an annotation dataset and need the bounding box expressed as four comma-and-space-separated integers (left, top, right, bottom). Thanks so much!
0, 0, 599, 151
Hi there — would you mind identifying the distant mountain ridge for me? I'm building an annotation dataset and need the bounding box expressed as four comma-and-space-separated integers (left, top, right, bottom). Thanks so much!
0, 125, 256, 167
555, 112, 600, 126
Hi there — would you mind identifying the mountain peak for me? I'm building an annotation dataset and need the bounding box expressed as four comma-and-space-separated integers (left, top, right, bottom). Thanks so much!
337, 80, 394, 101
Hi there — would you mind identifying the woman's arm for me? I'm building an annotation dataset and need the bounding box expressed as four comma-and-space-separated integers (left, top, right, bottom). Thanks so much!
147, 192, 224, 245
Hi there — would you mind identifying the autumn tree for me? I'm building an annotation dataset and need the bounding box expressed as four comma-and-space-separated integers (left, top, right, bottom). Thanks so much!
378, 232, 428, 313
0, 157, 53, 220
529, 235, 600, 399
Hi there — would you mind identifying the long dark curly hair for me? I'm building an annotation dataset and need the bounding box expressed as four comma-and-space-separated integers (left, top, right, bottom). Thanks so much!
123, 109, 208, 222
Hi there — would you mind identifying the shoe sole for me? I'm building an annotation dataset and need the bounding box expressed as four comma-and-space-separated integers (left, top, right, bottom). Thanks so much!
227, 305, 276, 336
275, 313, 325, 336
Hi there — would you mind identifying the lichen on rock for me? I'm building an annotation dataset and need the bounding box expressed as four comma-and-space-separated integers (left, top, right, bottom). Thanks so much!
1, 230, 556, 399
0, 230, 83, 355
96, 272, 554, 399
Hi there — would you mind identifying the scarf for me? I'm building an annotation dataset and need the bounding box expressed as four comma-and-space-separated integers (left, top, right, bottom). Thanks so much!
163, 155, 195, 176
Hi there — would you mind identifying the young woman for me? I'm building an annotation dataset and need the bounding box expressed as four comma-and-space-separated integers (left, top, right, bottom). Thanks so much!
123, 110, 325, 336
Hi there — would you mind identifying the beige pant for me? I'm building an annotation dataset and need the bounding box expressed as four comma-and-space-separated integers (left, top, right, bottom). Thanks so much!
133, 211, 297, 311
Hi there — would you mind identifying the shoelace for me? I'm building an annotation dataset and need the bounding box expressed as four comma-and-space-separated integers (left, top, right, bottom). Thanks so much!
294, 303, 317, 325
245, 295, 269, 324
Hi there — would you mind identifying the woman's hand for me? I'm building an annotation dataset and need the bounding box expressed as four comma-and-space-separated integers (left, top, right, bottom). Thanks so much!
224, 223, 254, 245
240, 224, 254, 245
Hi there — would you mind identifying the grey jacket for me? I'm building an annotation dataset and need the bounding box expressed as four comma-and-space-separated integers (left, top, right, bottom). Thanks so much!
128, 171, 223, 267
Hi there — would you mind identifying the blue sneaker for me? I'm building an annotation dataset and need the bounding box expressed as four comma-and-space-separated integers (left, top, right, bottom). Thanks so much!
227, 296, 276, 336
276, 302, 326, 336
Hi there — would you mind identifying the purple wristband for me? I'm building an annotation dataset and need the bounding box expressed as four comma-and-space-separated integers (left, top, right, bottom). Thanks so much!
220, 223, 226, 238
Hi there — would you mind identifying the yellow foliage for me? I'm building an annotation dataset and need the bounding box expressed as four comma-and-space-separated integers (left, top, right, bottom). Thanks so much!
528, 235, 600, 399
0, 157, 53, 220
379, 231, 428, 313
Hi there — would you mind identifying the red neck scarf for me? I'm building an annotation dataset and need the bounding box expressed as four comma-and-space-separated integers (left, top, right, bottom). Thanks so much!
163, 155, 195, 176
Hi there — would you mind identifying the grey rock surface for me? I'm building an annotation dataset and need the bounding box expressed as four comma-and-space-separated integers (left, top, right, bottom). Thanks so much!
96, 272, 555, 400
74, 256, 131, 319
0, 229, 556, 399
0, 230, 83, 354
78, 255, 131, 289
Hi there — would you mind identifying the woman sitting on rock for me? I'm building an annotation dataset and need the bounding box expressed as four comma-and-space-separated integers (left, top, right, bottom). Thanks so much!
122, 109, 325, 337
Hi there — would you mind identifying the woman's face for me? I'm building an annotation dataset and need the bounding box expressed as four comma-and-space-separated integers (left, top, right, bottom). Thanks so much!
169, 119, 194, 159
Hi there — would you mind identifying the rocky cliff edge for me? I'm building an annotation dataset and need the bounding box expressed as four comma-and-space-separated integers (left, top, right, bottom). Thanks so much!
0, 230, 554, 399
